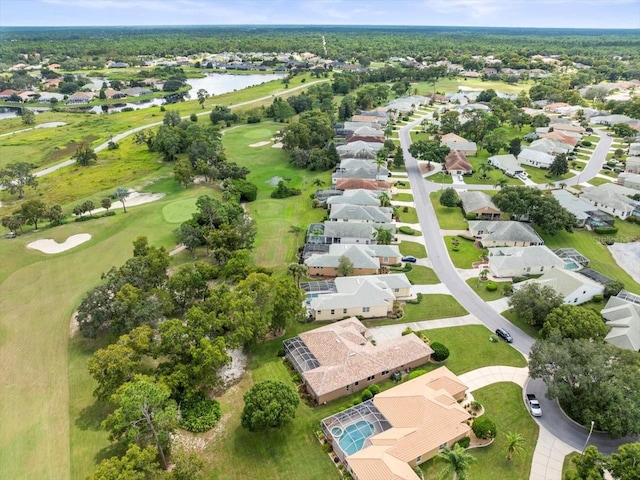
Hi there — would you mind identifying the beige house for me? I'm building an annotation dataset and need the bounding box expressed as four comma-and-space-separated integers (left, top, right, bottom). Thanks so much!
285, 318, 433, 404
308, 274, 411, 321
468, 220, 544, 247
305, 244, 401, 277
322, 367, 471, 480
459, 191, 501, 220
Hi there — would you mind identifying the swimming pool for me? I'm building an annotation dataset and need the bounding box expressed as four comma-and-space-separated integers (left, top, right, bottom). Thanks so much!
337, 420, 375, 456
563, 260, 580, 270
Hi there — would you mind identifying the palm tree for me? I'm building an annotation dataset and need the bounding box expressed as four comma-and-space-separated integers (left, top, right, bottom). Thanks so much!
477, 163, 491, 180
288, 263, 308, 288
311, 178, 325, 187
505, 431, 527, 461
114, 187, 130, 213
494, 178, 508, 189
288, 225, 305, 253
437, 443, 476, 480
379, 192, 392, 208
376, 149, 389, 177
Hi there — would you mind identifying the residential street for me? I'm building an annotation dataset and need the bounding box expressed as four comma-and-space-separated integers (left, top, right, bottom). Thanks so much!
397, 115, 636, 476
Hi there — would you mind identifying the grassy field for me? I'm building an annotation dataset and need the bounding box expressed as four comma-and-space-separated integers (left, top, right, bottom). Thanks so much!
413, 78, 532, 95
393, 192, 414, 202
421, 382, 538, 480
403, 295, 467, 321
406, 265, 440, 285
522, 165, 572, 185
430, 191, 468, 230
540, 229, 640, 294
397, 206, 419, 223
444, 235, 488, 269
0, 182, 212, 480
501, 309, 542, 339
465, 278, 509, 302
399, 241, 427, 258
222, 123, 327, 273
419, 325, 527, 374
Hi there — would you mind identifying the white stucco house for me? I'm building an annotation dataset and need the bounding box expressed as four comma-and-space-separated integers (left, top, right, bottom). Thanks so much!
513, 268, 604, 305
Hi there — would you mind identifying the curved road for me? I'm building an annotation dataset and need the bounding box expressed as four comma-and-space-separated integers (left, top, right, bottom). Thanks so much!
398, 118, 635, 453
31, 79, 330, 178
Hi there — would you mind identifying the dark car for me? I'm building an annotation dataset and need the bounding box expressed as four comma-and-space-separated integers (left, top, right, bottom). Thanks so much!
495, 328, 513, 343
402, 256, 418, 263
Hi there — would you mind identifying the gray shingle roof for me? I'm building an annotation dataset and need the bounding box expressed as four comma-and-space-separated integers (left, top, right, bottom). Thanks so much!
459, 191, 500, 214
469, 220, 543, 244
330, 204, 393, 223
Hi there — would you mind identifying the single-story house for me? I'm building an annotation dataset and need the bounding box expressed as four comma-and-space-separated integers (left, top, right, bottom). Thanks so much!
529, 138, 573, 155
458, 191, 501, 220
518, 148, 554, 169
36, 92, 64, 103
321, 366, 470, 480
629, 143, 640, 157
337, 141, 382, 159
488, 154, 525, 177
513, 268, 604, 305
329, 204, 393, 224
314, 189, 344, 205
548, 123, 585, 134
444, 151, 473, 175
625, 157, 640, 174
66, 91, 94, 104
307, 276, 400, 321
487, 245, 566, 278
326, 189, 381, 207
580, 183, 639, 219
335, 178, 391, 191
332, 168, 378, 186
440, 133, 478, 156
305, 243, 402, 277
338, 158, 389, 177
551, 189, 615, 228
351, 114, 388, 125
602, 296, 640, 352
323, 222, 395, 245
285, 318, 433, 405
468, 220, 544, 247
618, 173, 640, 191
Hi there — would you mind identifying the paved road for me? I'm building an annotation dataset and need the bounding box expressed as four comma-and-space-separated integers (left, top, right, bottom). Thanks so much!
30, 79, 329, 178
397, 117, 635, 455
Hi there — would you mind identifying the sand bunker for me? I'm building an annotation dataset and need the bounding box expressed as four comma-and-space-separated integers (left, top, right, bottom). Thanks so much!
608, 242, 640, 284
267, 176, 284, 186
87, 191, 165, 215
271, 142, 283, 148
249, 141, 270, 147
28, 233, 91, 254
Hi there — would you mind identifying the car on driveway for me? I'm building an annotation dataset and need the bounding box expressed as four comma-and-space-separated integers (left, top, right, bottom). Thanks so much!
402, 256, 417, 263
495, 328, 513, 343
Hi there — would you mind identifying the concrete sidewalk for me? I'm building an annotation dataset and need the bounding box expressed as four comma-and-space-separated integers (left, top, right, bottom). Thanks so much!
458, 365, 528, 390
529, 427, 575, 480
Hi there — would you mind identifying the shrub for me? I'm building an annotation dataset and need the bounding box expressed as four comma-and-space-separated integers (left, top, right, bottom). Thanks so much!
594, 226, 618, 235
271, 180, 301, 199
179, 395, 222, 433
277, 349, 286, 357
190, 113, 198, 122
247, 114, 262, 124
582, 140, 592, 147
456, 437, 471, 449
466, 212, 477, 220
402, 206, 409, 213
470, 401, 482, 412
472, 416, 497, 439
361, 389, 373, 402
402, 327, 414, 336
592, 294, 604, 303
430, 342, 450, 362
406, 369, 428, 381
232, 179, 258, 202
352, 397, 362, 406
369, 384, 380, 396
512, 276, 528, 284
485, 282, 498, 292
399, 226, 416, 235
102, 211, 116, 217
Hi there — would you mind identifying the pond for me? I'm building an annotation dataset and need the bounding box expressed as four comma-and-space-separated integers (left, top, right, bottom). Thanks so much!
184, 72, 286, 99
0, 106, 21, 120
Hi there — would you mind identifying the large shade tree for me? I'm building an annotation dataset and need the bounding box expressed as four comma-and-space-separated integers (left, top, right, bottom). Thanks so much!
241, 380, 300, 432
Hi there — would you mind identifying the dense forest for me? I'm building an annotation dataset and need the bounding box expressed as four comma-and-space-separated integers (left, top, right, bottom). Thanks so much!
1, 25, 639, 70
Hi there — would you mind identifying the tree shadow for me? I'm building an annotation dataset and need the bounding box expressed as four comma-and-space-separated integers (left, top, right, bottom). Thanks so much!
94, 441, 127, 464
75, 400, 112, 431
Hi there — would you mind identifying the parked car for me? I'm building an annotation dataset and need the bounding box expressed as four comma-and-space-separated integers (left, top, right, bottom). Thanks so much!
526, 394, 542, 417
402, 256, 418, 263
495, 328, 513, 343
5, 232, 16, 239
602, 165, 613, 171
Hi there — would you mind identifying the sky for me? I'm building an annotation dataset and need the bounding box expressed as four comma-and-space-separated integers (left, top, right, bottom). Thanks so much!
1, 0, 639, 29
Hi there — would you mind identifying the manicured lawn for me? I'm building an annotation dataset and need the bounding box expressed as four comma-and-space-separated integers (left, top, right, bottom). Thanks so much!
444, 235, 487, 269
562, 452, 579, 479
522, 165, 572, 185
540, 229, 640, 294
421, 382, 538, 480
426, 171, 454, 185
465, 148, 524, 186
465, 278, 509, 301
393, 192, 414, 202
430, 192, 468, 230
588, 176, 613, 186
410, 130, 431, 143
397, 206, 419, 223
406, 265, 440, 285
161, 197, 199, 223
399, 241, 427, 258
501, 308, 542, 339
403, 295, 467, 321
419, 325, 527, 374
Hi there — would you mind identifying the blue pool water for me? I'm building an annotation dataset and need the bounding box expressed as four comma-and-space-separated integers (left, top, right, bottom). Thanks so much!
564, 261, 579, 270
338, 420, 375, 456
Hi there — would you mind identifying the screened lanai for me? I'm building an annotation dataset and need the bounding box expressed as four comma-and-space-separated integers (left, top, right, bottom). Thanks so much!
283, 336, 320, 373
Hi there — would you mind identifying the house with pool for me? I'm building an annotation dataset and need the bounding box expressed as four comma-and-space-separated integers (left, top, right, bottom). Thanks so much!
283, 317, 433, 404
321, 367, 471, 480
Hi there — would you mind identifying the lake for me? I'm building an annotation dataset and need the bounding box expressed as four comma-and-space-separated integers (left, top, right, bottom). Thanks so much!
184, 72, 285, 99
